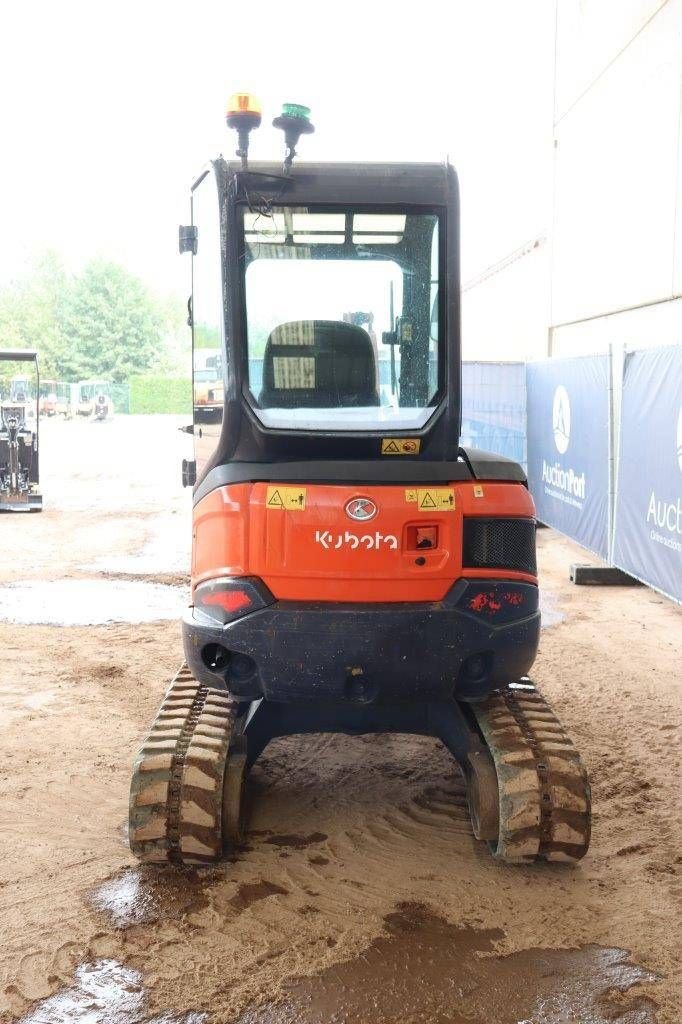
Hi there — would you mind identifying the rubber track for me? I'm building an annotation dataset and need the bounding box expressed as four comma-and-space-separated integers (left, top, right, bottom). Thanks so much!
129, 664, 237, 865
471, 681, 591, 863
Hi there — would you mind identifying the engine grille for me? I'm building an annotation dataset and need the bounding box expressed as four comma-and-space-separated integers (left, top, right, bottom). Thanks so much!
462, 517, 537, 575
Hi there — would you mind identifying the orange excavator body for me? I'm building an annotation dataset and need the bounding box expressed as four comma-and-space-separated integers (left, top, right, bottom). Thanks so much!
191, 481, 537, 602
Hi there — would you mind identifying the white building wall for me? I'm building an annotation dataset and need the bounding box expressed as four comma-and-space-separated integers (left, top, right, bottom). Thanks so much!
462, 0, 682, 360
551, 0, 682, 353
461, 243, 550, 361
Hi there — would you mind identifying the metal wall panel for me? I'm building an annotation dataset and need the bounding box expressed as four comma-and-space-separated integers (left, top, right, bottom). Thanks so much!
554, 0, 667, 119
552, 0, 682, 326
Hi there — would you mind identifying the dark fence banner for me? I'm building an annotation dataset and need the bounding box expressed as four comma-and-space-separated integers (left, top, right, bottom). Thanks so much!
526, 355, 610, 558
612, 345, 682, 603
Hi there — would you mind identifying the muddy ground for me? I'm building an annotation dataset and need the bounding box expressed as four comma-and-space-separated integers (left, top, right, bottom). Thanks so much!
0, 415, 680, 1023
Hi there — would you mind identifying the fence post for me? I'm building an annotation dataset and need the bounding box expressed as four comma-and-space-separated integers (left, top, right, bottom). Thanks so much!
607, 343, 615, 565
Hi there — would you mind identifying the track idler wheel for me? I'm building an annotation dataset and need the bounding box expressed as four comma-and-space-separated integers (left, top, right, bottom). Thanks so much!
465, 749, 499, 842
222, 739, 247, 847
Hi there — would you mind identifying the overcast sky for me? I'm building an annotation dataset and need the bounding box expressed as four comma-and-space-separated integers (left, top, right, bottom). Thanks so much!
2, 0, 555, 298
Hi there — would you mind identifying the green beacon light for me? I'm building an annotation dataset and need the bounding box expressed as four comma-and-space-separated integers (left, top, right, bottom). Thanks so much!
273, 102, 315, 173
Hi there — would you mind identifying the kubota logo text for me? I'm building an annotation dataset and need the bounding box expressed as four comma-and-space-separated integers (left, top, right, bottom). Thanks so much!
315, 530, 398, 551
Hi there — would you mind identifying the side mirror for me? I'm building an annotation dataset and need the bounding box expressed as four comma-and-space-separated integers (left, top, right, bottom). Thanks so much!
179, 225, 198, 255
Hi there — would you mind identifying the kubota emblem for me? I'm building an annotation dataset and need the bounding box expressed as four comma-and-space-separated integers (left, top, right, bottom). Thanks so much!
345, 497, 377, 522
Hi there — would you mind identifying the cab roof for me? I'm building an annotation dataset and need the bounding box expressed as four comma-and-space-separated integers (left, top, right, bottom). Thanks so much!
209, 159, 459, 208
0, 349, 38, 362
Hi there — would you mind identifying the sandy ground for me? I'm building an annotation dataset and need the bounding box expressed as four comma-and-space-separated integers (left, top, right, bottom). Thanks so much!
0, 415, 680, 1023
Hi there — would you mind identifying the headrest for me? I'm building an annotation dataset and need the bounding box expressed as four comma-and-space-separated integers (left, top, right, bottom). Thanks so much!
259, 319, 379, 409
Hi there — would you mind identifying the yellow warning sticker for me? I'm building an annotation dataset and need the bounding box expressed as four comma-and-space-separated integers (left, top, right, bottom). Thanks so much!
381, 438, 421, 456
266, 486, 307, 510
417, 488, 455, 511
473, 484, 485, 498
405, 489, 418, 503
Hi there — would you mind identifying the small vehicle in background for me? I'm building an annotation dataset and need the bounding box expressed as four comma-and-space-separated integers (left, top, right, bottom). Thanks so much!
193, 350, 224, 422
74, 380, 114, 420
39, 379, 58, 416
39, 380, 71, 417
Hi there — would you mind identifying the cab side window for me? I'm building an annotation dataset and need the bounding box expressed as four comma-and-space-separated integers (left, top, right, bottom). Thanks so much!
191, 171, 224, 476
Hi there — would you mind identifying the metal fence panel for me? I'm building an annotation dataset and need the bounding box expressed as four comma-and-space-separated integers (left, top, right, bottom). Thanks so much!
111, 382, 130, 414
461, 361, 527, 467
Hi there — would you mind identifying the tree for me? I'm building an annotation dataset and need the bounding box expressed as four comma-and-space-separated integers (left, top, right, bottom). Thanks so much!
0, 251, 68, 375
0, 254, 172, 383
58, 260, 163, 382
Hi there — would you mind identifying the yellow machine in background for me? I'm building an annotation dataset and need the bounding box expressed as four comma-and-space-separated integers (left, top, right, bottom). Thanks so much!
39, 380, 71, 417
74, 380, 114, 420
193, 350, 224, 421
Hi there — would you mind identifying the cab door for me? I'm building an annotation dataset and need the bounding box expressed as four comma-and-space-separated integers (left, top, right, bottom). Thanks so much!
190, 168, 225, 480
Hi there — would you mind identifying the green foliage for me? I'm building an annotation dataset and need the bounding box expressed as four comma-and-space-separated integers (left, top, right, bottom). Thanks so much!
194, 321, 221, 349
0, 252, 67, 373
129, 376, 192, 414
0, 253, 185, 384
58, 261, 163, 383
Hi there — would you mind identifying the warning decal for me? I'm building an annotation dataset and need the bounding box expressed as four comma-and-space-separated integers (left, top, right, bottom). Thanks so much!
404, 489, 418, 503
473, 485, 485, 498
417, 488, 455, 511
381, 438, 421, 456
266, 486, 307, 510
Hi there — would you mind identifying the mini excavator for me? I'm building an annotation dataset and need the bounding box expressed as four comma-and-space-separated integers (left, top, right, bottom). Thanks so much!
130, 96, 590, 866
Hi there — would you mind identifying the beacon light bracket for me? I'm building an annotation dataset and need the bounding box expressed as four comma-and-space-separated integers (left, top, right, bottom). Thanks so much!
226, 93, 262, 170
273, 102, 314, 174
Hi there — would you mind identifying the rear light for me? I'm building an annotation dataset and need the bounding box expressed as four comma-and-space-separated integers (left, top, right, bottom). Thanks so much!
462, 517, 537, 576
457, 581, 539, 623
202, 590, 251, 614
194, 577, 272, 625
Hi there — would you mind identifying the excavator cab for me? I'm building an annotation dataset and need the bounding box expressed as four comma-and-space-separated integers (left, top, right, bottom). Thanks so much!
130, 98, 590, 868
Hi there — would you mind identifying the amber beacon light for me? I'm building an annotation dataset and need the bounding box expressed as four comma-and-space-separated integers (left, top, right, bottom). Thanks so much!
226, 93, 262, 169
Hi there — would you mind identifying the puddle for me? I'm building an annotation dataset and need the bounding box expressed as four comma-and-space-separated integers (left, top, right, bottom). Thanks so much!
92, 868, 209, 928
22, 689, 57, 709
236, 902, 659, 1024
85, 513, 190, 578
0, 688, 58, 730
541, 589, 565, 628
19, 959, 205, 1024
0, 579, 187, 625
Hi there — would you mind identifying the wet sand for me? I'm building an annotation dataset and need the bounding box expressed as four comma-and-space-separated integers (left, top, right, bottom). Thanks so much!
0, 415, 680, 1023
236, 903, 660, 1024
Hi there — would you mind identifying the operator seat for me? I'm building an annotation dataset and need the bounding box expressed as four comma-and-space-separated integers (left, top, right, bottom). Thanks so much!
259, 319, 380, 408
